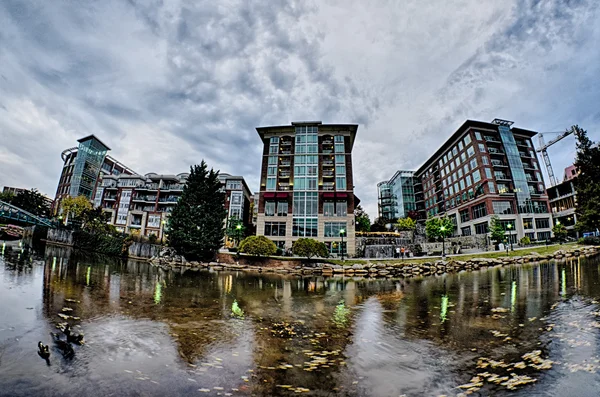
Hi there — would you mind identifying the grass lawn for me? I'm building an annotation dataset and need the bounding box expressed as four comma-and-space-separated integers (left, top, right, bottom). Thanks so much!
328, 243, 580, 266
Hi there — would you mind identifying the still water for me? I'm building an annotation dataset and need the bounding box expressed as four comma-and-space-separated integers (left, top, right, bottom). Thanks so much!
1, 244, 600, 396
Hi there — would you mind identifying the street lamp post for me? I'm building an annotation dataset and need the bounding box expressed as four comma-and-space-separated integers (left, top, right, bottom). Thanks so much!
235, 223, 242, 246
440, 225, 446, 259
339, 228, 346, 261
507, 223, 514, 251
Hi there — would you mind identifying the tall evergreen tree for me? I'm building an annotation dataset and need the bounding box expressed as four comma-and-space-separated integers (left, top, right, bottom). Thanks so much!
573, 126, 600, 233
167, 161, 226, 261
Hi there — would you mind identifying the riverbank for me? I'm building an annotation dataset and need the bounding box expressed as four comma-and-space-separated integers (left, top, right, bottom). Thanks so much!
151, 244, 600, 279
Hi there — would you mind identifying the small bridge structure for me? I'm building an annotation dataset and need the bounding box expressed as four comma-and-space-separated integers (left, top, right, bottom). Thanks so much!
0, 200, 56, 228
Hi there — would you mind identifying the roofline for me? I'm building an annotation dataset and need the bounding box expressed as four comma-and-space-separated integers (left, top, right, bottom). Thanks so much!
415, 119, 539, 175
77, 134, 111, 151
256, 123, 359, 150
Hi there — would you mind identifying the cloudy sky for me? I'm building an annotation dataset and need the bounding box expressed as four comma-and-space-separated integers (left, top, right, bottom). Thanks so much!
1, 0, 599, 219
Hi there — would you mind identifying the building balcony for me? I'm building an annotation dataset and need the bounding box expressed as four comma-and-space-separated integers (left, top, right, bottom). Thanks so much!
322, 183, 335, 191
484, 136, 502, 144
280, 161, 291, 167
322, 171, 335, 178
162, 184, 184, 191
158, 197, 179, 203
280, 140, 292, 146
280, 150, 292, 155
132, 196, 157, 202
322, 149, 333, 154
129, 223, 142, 228
519, 151, 534, 158
136, 184, 159, 191
489, 148, 505, 155
279, 172, 291, 178
322, 161, 334, 167
104, 196, 117, 201
322, 139, 333, 145
491, 160, 507, 167
104, 185, 117, 190
495, 175, 511, 181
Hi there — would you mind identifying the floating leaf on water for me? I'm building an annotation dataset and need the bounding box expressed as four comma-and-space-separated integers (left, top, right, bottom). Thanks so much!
198, 388, 211, 393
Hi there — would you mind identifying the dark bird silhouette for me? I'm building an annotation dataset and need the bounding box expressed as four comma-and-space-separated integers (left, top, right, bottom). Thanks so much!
63, 324, 85, 345
50, 332, 75, 359
37, 342, 50, 360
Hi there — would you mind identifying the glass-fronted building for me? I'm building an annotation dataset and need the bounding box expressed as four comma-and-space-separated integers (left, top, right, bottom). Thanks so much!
377, 171, 417, 220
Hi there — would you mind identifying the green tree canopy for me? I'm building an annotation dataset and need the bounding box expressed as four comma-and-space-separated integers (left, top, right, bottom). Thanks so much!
167, 161, 226, 261
489, 216, 506, 244
425, 217, 455, 240
225, 216, 246, 246
354, 205, 371, 232
573, 126, 600, 232
61, 195, 92, 223
396, 217, 416, 231
0, 191, 16, 204
553, 222, 568, 242
239, 235, 277, 257
292, 238, 329, 259
11, 189, 50, 217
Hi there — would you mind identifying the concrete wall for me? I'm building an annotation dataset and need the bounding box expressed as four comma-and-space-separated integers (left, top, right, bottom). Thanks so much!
128, 241, 161, 259
47, 228, 74, 245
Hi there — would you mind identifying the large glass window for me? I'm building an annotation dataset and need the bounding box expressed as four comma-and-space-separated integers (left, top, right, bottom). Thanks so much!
461, 226, 472, 236
266, 177, 276, 191
268, 156, 278, 165
335, 155, 345, 164
264, 222, 286, 236
478, 143, 487, 153
336, 176, 347, 190
323, 202, 335, 216
484, 168, 493, 179
324, 222, 347, 237
292, 218, 317, 237
475, 222, 488, 234
464, 135, 472, 145
535, 218, 550, 229
265, 201, 276, 216
472, 203, 487, 219
336, 202, 348, 217
293, 192, 318, 216
267, 166, 277, 176
523, 218, 533, 229
472, 170, 481, 183
460, 209, 470, 222
467, 146, 475, 157
277, 202, 288, 216
488, 181, 496, 194
493, 201, 513, 214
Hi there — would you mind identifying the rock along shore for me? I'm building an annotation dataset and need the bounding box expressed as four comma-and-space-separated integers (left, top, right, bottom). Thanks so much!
149, 246, 600, 279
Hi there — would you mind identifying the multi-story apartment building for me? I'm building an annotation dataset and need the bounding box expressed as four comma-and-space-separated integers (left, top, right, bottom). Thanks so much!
377, 171, 417, 220
98, 172, 252, 239
415, 119, 553, 243
255, 121, 359, 256
2, 186, 53, 208
547, 166, 579, 237
54, 135, 253, 241
52, 135, 135, 215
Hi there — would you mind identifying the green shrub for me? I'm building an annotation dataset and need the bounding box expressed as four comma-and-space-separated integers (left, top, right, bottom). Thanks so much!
292, 238, 329, 259
520, 236, 531, 246
72, 229, 131, 257
148, 233, 158, 244
581, 236, 600, 245
239, 236, 277, 256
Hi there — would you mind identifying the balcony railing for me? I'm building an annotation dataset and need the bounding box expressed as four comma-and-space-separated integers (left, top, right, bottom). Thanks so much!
158, 197, 179, 203
484, 136, 502, 143
280, 161, 291, 167
322, 161, 334, 167
132, 196, 157, 202
494, 174, 510, 180
322, 184, 335, 191
104, 196, 117, 201
280, 150, 292, 155
322, 171, 335, 177
162, 184, 184, 190
491, 160, 507, 167
279, 172, 291, 178
489, 148, 505, 155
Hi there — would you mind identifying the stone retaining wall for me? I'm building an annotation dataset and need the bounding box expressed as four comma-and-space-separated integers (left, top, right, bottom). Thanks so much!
149, 246, 600, 278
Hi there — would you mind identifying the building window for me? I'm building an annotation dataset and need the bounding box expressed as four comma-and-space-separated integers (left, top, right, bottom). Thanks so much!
460, 209, 470, 223
533, 201, 549, 213
231, 192, 242, 205
467, 146, 475, 157
460, 152, 466, 163
472, 170, 481, 183
292, 218, 317, 237
334, 137, 345, 153
266, 177, 276, 191
265, 201, 276, 216
464, 135, 472, 145
324, 222, 347, 237
269, 145, 278, 154
293, 192, 318, 216
493, 201, 513, 214
461, 226, 472, 236
230, 207, 242, 218
472, 203, 487, 219
459, 179, 465, 191
336, 176, 347, 190
482, 156, 489, 165
484, 168, 493, 179
324, 201, 335, 216
475, 131, 482, 140
497, 184, 509, 194
488, 181, 496, 194
148, 215, 161, 228
537, 231, 551, 241
335, 155, 345, 164
458, 141, 464, 151
264, 222, 286, 236
525, 232, 535, 240
277, 202, 288, 216
336, 165, 346, 176
535, 218, 550, 229
478, 143, 486, 153
267, 166, 277, 176
268, 156, 278, 165
336, 202, 348, 217
475, 222, 488, 234
523, 218, 533, 229
270, 137, 279, 145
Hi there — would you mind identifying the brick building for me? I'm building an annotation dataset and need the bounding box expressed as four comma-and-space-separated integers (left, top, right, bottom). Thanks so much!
255, 122, 359, 256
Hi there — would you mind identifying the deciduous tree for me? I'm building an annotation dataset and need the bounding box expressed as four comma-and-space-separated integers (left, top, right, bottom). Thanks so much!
489, 216, 506, 244
396, 217, 416, 231
354, 205, 371, 232
425, 217, 454, 240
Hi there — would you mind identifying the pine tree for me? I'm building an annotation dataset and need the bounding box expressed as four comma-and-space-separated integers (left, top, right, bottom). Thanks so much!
573, 126, 600, 233
167, 161, 226, 261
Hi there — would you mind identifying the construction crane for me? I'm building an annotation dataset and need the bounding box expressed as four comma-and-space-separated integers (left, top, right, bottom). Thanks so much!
536, 127, 575, 187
